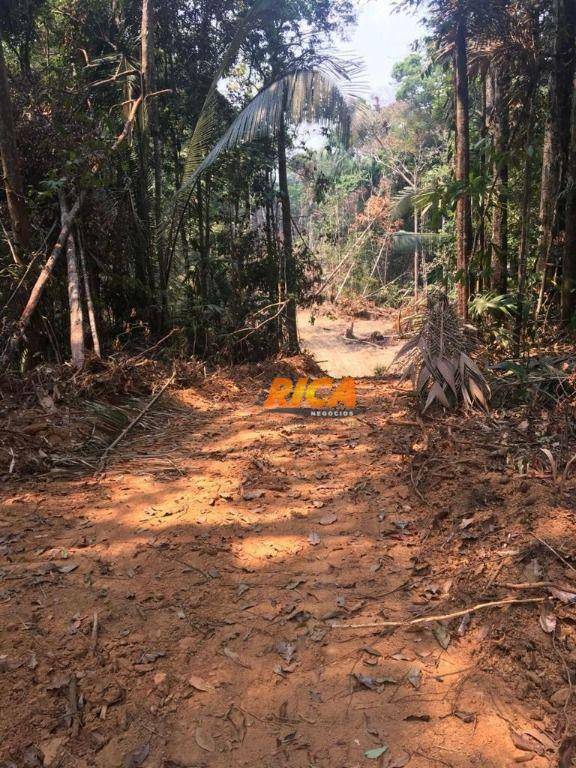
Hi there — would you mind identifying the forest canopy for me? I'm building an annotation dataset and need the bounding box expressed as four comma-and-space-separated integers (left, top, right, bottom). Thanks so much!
0, 0, 576, 369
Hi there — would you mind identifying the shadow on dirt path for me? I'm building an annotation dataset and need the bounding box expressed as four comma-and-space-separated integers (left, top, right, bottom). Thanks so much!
1, 356, 570, 768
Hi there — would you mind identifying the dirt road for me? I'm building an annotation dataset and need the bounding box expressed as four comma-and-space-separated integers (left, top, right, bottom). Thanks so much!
1, 355, 572, 768
298, 308, 402, 377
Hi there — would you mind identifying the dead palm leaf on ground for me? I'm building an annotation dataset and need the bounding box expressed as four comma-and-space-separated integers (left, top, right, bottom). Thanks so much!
394, 291, 490, 412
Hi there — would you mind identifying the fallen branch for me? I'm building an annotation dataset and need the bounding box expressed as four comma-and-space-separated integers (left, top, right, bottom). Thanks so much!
1, 192, 86, 363
330, 597, 545, 630
3, 87, 151, 364
531, 534, 576, 576
90, 610, 98, 654
110, 95, 142, 153
97, 372, 175, 471
126, 327, 181, 363
67, 673, 81, 737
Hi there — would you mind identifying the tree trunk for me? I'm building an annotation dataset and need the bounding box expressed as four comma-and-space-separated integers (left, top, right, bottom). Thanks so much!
78, 229, 101, 357
139, 0, 158, 316
489, 64, 509, 294
476, 71, 486, 293
59, 193, 85, 368
0, 32, 31, 253
562, 72, 576, 322
264, 168, 281, 349
514, 110, 535, 356
277, 113, 298, 352
2, 192, 85, 362
536, 0, 576, 315
197, 179, 208, 301
413, 206, 419, 300
141, 0, 164, 295
454, 2, 471, 319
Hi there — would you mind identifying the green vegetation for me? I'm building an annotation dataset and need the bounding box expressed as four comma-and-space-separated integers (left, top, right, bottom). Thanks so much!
0, 0, 575, 370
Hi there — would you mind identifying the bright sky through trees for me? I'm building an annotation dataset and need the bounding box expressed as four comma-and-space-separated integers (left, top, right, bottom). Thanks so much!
343, 0, 423, 102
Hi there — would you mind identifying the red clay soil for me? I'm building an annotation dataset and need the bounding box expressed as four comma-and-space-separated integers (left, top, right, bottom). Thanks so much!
1, 360, 576, 768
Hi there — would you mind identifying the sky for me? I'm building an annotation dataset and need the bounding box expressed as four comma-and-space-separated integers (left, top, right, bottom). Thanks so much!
340, 0, 423, 103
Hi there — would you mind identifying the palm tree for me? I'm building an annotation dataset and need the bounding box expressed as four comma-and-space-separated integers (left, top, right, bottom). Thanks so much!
166, 63, 359, 350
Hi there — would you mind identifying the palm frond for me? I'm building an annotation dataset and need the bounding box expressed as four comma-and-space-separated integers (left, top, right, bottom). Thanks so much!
390, 230, 448, 255
165, 61, 361, 272
469, 292, 516, 319
164, 0, 272, 262
394, 291, 490, 412
190, 68, 357, 181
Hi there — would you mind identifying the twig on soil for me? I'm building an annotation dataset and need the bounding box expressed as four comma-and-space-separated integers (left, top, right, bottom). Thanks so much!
152, 548, 208, 582
410, 458, 427, 503
498, 580, 575, 590
531, 534, 576, 576
97, 372, 176, 471
67, 673, 81, 737
330, 597, 545, 629
90, 610, 98, 654
413, 748, 453, 767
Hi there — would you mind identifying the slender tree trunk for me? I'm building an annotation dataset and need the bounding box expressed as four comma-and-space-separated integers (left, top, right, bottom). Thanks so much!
139, 0, 158, 315
140, 0, 154, 127
196, 177, 211, 302
59, 192, 85, 368
489, 64, 509, 294
454, 2, 471, 319
514, 109, 535, 357
78, 228, 101, 357
277, 113, 298, 352
142, 0, 164, 297
476, 67, 488, 293
264, 168, 280, 349
413, 206, 419, 300
536, 0, 576, 315
562, 72, 576, 322
0, 32, 31, 253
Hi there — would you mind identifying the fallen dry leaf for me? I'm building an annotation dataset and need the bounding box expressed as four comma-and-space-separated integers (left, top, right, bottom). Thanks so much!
404, 713, 430, 722
391, 651, 413, 662
58, 563, 79, 574
453, 710, 475, 723
432, 622, 451, 650
522, 727, 556, 752
353, 672, 379, 690
195, 724, 215, 752
457, 613, 471, 636
276, 641, 296, 663
188, 674, 214, 692
549, 586, 576, 604
242, 489, 265, 500
407, 668, 422, 689
510, 730, 544, 755
227, 705, 247, 742
539, 600, 557, 634
286, 578, 306, 590
123, 742, 150, 768
222, 646, 252, 669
